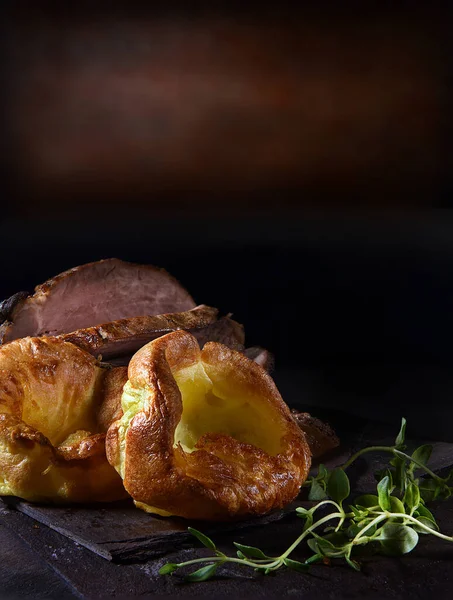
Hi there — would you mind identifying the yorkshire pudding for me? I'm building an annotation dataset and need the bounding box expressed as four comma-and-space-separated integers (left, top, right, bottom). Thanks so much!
0, 337, 127, 503
106, 331, 311, 521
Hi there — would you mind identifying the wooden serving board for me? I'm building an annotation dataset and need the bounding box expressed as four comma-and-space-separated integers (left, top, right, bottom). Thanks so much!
0, 440, 349, 564
1, 496, 302, 563
3, 414, 453, 565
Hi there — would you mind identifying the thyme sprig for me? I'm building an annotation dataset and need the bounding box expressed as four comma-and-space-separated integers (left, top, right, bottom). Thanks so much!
160, 418, 453, 582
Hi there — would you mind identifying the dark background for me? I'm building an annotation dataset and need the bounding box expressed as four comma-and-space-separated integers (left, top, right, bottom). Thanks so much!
2, 2, 453, 438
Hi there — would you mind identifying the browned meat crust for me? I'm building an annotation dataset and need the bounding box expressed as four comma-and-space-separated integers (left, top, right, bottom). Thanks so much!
0, 259, 195, 343
0, 291, 29, 323
58, 305, 220, 360
191, 315, 245, 352
243, 347, 274, 372
291, 409, 340, 459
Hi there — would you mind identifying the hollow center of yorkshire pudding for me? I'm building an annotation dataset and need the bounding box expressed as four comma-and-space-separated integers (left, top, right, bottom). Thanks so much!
110, 333, 311, 520
0, 337, 105, 448
173, 362, 284, 456
19, 368, 102, 448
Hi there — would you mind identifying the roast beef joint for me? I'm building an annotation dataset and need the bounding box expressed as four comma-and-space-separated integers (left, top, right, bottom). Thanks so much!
0, 259, 339, 515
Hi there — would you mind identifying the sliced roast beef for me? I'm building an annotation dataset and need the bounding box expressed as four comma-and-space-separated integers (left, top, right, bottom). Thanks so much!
96, 313, 245, 366
244, 346, 274, 372
0, 291, 29, 324
190, 315, 245, 351
59, 305, 224, 360
0, 259, 268, 373
0, 258, 195, 343
291, 410, 340, 459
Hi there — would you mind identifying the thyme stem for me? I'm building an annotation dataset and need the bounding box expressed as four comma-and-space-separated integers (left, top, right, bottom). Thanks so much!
340, 446, 396, 471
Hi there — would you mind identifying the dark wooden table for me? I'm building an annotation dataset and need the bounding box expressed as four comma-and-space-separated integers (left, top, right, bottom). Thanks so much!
2, 401, 453, 600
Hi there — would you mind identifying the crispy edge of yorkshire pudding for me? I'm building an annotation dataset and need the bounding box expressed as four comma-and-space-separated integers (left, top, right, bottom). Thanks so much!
106, 330, 311, 521
0, 337, 128, 503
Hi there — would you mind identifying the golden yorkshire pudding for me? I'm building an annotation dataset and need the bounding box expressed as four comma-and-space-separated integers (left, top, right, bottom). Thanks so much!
106, 331, 311, 521
0, 337, 128, 503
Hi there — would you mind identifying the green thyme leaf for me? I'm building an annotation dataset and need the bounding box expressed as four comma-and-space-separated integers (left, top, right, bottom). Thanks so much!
415, 503, 437, 525
323, 531, 350, 547
413, 516, 439, 534
346, 556, 361, 571
233, 543, 269, 559
389, 455, 407, 493
318, 464, 329, 480
442, 486, 452, 500
254, 567, 268, 574
377, 476, 392, 511
418, 478, 441, 503
308, 479, 328, 501
389, 496, 406, 515
395, 417, 407, 447
159, 563, 178, 575
185, 563, 219, 582
307, 538, 319, 554
305, 553, 323, 565
327, 469, 350, 505
312, 540, 340, 558
403, 481, 421, 512
409, 445, 433, 475
188, 528, 217, 551
378, 523, 419, 555
295, 506, 309, 516
349, 505, 363, 519
301, 511, 314, 532
283, 558, 309, 572
355, 494, 380, 509
347, 523, 362, 538
309, 533, 349, 557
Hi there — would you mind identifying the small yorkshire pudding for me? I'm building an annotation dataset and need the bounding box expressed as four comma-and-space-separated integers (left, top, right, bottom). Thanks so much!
0, 337, 127, 503
106, 331, 311, 520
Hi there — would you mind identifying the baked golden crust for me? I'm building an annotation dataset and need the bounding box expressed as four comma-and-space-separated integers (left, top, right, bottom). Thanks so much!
106, 331, 311, 520
0, 337, 127, 503
97, 366, 128, 432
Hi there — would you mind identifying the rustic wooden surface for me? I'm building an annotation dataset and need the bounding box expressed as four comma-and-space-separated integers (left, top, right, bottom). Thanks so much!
0, 417, 349, 564
1, 497, 301, 563
1, 412, 453, 598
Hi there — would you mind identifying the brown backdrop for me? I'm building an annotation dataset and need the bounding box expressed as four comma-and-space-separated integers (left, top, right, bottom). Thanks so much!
4, 4, 450, 216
